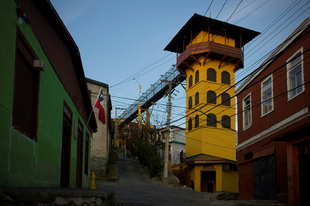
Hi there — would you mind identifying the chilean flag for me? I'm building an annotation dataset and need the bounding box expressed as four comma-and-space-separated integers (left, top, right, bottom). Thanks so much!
95, 88, 106, 124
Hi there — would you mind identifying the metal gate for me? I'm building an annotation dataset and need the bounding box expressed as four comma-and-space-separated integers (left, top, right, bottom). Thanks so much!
253, 152, 276, 199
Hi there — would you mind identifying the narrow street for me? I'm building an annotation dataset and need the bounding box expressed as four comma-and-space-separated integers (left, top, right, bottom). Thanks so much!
97, 157, 229, 206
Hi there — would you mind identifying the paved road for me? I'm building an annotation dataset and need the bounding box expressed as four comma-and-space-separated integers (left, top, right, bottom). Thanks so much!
97, 157, 231, 206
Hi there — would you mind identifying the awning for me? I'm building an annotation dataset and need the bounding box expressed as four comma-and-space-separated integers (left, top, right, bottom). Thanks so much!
201, 165, 216, 171
253, 146, 275, 160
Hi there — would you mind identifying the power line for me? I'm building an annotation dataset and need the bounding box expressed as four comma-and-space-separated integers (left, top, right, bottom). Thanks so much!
110, 53, 173, 88
170, 46, 310, 127
168, 24, 310, 124
175, 51, 310, 128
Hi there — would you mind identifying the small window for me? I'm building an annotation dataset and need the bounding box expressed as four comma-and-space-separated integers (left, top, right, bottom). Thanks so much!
287, 47, 304, 100
244, 152, 253, 160
221, 71, 230, 84
207, 68, 216, 82
195, 115, 199, 128
188, 118, 192, 131
188, 96, 192, 109
222, 115, 231, 129
261, 75, 273, 116
207, 113, 217, 127
243, 93, 251, 129
12, 29, 40, 141
207, 91, 216, 104
189, 75, 193, 88
221, 93, 230, 106
195, 70, 199, 84
195, 92, 199, 106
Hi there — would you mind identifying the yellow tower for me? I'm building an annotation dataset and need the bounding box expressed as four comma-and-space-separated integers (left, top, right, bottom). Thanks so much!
165, 14, 259, 192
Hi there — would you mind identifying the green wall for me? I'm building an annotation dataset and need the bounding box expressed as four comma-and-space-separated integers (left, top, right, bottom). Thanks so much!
0, 0, 91, 188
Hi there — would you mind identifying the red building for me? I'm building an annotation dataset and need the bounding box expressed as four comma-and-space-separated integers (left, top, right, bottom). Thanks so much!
235, 18, 310, 206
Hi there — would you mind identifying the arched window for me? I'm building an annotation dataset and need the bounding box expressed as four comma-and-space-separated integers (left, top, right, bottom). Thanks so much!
207, 91, 216, 104
188, 96, 192, 109
207, 114, 217, 127
195, 92, 199, 106
221, 93, 230, 106
188, 75, 193, 88
195, 115, 199, 128
221, 71, 230, 84
207, 68, 216, 82
195, 70, 199, 84
222, 115, 231, 129
188, 118, 192, 131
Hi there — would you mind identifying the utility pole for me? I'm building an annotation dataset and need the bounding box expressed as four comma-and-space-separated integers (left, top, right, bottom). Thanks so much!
163, 80, 172, 179
114, 108, 117, 150
125, 112, 127, 158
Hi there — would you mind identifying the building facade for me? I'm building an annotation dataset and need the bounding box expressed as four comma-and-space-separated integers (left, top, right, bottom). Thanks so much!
154, 126, 186, 165
86, 78, 112, 178
165, 13, 259, 193
235, 18, 310, 206
0, 0, 97, 188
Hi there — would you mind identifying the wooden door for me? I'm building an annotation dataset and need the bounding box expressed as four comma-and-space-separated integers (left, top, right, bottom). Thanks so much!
60, 104, 71, 188
253, 152, 276, 199
299, 153, 310, 205
76, 121, 83, 188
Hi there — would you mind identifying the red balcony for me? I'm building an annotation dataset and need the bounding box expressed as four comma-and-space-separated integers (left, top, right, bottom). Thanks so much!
177, 41, 243, 72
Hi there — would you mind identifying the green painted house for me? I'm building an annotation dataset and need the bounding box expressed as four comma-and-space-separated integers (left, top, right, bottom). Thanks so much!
0, 0, 98, 188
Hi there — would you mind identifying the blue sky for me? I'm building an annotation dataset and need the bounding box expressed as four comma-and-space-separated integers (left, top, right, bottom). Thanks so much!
50, 0, 310, 129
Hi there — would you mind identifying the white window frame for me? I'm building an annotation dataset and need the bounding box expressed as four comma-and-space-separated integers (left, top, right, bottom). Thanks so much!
242, 93, 252, 131
286, 47, 304, 101
261, 74, 274, 117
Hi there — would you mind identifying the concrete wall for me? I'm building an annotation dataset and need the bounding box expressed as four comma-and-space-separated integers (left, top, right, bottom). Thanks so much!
0, 0, 92, 188
171, 144, 185, 165
86, 81, 109, 177
87, 83, 109, 159
170, 127, 186, 165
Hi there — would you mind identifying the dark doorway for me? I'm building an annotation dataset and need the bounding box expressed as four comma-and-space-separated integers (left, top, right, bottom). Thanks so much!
253, 152, 276, 199
299, 153, 310, 205
60, 104, 72, 188
201, 171, 216, 192
76, 121, 83, 188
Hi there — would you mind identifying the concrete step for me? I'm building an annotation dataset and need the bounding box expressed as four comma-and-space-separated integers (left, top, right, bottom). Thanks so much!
0, 187, 115, 206
229, 200, 287, 206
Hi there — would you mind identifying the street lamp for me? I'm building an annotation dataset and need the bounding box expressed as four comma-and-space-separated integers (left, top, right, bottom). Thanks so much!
133, 78, 141, 100
133, 78, 142, 135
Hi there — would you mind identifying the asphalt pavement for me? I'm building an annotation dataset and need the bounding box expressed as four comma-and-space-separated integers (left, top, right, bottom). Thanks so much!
96, 156, 233, 206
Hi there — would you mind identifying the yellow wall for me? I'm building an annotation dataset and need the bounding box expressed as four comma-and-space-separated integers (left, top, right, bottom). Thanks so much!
215, 164, 223, 192
179, 28, 238, 194
178, 163, 237, 193
185, 59, 236, 161
222, 170, 239, 193
187, 165, 201, 191
186, 31, 235, 48
186, 128, 236, 160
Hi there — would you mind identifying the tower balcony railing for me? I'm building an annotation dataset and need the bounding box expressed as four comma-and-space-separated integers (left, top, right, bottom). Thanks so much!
177, 41, 243, 71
